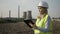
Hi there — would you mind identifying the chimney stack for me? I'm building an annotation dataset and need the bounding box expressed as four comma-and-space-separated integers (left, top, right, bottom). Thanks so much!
9, 10, 11, 18
18, 5, 20, 18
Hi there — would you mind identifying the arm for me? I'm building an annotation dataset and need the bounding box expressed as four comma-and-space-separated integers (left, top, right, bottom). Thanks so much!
37, 16, 51, 32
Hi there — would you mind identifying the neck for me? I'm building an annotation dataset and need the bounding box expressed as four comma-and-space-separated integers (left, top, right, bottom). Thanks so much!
40, 13, 47, 19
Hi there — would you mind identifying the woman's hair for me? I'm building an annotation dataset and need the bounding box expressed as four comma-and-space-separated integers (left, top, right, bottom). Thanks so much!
45, 9, 48, 14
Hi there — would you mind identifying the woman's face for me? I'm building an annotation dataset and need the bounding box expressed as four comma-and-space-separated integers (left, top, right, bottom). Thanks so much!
38, 6, 47, 14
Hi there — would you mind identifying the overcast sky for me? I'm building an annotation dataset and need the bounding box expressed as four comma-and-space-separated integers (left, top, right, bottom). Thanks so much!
0, 0, 60, 18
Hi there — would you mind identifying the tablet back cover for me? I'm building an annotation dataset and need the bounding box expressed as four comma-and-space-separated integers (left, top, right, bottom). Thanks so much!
24, 19, 34, 28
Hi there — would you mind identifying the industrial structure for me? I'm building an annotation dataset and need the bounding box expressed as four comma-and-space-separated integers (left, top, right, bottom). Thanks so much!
18, 5, 20, 18
23, 12, 27, 19
27, 10, 32, 19
9, 10, 11, 18
23, 10, 32, 20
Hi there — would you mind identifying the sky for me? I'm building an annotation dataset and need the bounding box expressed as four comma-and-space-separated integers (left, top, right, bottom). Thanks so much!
0, 0, 60, 18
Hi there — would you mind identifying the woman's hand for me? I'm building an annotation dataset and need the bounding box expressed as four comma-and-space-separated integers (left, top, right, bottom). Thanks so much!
29, 23, 37, 29
28, 22, 34, 27
28, 22, 38, 29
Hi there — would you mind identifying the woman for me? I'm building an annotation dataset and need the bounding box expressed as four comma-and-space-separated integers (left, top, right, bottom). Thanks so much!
29, 1, 53, 34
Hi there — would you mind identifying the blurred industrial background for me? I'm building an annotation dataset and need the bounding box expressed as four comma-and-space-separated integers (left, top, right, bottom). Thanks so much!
0, 0, 60, 34
0, 7, 60, 34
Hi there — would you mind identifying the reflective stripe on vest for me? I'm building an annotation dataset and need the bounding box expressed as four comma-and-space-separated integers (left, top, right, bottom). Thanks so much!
34, 14, 53, 34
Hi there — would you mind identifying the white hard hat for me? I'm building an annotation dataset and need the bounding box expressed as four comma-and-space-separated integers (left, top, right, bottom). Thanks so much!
38, 1, 48, 8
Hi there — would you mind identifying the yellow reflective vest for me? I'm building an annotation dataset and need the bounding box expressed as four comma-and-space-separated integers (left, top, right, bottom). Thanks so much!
33, 14, 53, 34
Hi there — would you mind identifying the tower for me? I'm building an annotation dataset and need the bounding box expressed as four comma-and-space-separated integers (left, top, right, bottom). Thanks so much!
9, 10, 11, 18
27, 10, 32, 19
18, 5, 20, 18
23, 12, 27, 19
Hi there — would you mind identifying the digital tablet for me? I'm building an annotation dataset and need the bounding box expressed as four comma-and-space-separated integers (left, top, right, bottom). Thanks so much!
24, 19, 34, 28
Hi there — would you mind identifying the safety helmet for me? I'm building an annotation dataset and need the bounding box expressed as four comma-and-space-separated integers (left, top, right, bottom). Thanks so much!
38, 1, 48, 8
